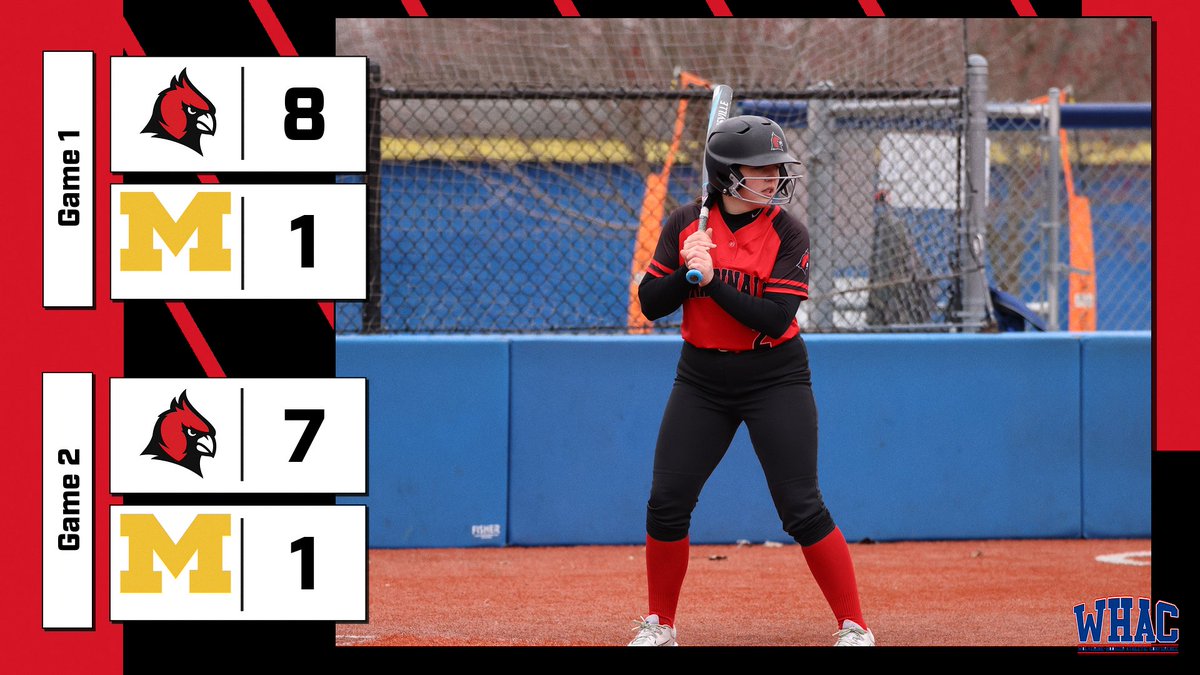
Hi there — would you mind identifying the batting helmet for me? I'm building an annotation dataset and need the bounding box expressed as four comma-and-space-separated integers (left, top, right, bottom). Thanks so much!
705, 115, 803, 205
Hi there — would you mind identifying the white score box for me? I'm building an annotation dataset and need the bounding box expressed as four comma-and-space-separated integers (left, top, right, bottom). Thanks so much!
110, 183, 365, 300
110, 505, 366, 621
43, 373, 94, 629
110, 378, 366, 494
44, 52, 95, 308
111, 57, 365, 172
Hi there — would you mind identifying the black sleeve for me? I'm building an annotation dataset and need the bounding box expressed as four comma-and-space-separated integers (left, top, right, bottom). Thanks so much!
638, 268, 690, 320
763, 215, 811, 297
706, 279, 803, 338
637, 206, 695, 321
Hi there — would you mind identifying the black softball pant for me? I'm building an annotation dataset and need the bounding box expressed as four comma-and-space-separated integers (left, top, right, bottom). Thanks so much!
645, 337, 836, 547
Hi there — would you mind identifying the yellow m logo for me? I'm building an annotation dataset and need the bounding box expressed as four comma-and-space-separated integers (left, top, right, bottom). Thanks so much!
119, 192, 232, 271
120, 513, 232, 594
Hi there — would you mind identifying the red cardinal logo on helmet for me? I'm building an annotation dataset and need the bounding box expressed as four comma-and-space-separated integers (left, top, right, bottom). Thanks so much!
770, 132, 784, 152
141, 391, 217, 477
142, 69, 216, 155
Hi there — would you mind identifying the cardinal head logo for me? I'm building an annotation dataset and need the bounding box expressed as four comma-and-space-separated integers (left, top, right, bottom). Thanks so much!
770, 132, 785, 152
142, 391, 217, 477
142, 69, 216, 155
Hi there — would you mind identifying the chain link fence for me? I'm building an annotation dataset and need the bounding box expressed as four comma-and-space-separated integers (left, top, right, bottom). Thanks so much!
338, 85, 975, 334
986, 103, 1150, 332
334, 19, 1148, 334
1067, 127, 1151, 331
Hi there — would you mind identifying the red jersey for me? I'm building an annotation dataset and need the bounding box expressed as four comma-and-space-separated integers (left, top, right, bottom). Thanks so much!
643, 203, 810, 351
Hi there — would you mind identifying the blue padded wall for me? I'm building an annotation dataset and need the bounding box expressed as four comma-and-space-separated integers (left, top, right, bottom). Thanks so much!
336, 336, 510, 547
1079, 332, 1151, 537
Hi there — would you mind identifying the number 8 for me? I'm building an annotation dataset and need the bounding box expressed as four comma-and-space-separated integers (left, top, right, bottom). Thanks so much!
285, 87, 325, 141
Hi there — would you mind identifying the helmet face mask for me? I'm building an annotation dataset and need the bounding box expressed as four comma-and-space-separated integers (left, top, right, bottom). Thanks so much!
725, 164, 802, 206
705, 115, 804, 206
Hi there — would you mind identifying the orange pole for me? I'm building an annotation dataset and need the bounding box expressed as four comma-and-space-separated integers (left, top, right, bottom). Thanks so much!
627, 71, 711, 333
1054, 92, 1097, 332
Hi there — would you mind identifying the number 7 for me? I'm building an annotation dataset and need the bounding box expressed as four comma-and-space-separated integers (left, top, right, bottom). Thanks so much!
284, 409, 325, 462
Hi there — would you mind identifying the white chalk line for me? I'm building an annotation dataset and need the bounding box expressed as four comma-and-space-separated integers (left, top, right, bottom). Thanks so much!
1095, 550, 1151, 567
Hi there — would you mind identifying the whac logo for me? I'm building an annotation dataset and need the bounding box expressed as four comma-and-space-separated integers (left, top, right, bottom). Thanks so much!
142, 391, 217, 477
143, 69, 216, 155
1074, 597, 1179, 653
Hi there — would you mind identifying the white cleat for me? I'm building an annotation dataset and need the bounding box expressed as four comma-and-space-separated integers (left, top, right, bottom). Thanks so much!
833, 619, 875, 646
629, 614, 679, 646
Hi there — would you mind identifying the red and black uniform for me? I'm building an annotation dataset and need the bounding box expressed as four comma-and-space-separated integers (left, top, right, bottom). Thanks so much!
633, 112, 868, 639
641, 202, 809, 351
639, 199, 831, 546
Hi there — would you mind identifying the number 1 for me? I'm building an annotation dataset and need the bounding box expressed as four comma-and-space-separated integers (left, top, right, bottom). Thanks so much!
291, 214, 314, 268
291, 537, 314, 590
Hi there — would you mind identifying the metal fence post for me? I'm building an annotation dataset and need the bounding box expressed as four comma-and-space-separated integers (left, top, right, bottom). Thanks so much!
962, 54, 991, 331
1045, 88, 1062, 331
806, 88, 835, 330
363, 60, 383, 333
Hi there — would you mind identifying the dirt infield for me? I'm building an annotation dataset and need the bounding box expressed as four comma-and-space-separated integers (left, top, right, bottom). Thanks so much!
336, 538, 1150, 647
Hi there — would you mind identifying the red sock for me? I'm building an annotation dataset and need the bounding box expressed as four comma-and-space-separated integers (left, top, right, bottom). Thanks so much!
801, 527, 866, 630
645, 534, 689, 627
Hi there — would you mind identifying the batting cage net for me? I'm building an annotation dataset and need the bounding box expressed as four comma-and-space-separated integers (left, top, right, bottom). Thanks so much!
335, 18, 989, 334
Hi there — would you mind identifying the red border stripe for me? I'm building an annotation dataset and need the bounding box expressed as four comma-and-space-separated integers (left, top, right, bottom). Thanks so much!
555, 0, 580, 16
166, 302, 227, 377
707, 0, 732, 17
1011, 0, 1038, 16
123, 19, 145, 55
247, 0, 298, 56
401, 0, 429, 16
859, 0, 885, 16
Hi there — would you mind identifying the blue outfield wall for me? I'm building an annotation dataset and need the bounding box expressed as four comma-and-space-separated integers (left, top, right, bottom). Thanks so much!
337, 332, 1150, 547
1079, 333, 1151, 538
336, 336, 510, 548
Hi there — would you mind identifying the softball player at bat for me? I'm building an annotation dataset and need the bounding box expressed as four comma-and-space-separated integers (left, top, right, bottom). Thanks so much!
629, 115, 873, 647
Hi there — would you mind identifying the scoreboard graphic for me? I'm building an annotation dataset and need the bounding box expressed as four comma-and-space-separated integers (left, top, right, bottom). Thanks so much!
109, 378, 367, 494
40, 47, 369, 649
12, 1, 1187, 672
111, 506, 366, 621
110, 58, 365, 173
110, 184, 366, 300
